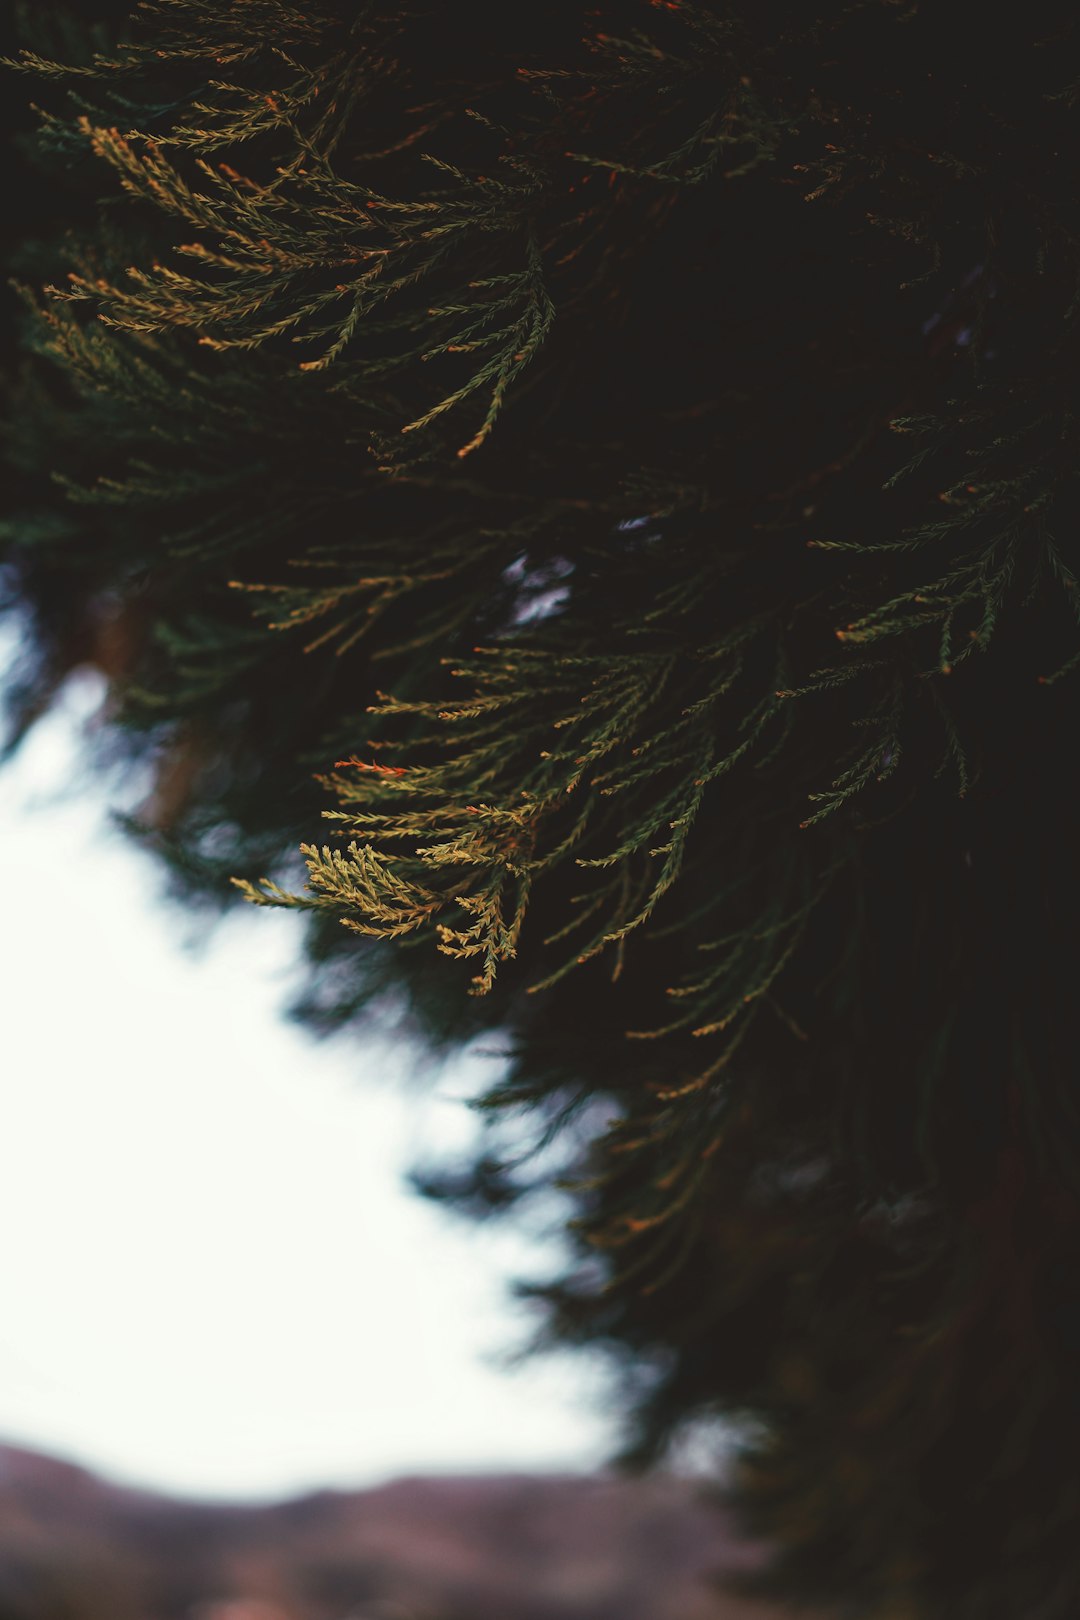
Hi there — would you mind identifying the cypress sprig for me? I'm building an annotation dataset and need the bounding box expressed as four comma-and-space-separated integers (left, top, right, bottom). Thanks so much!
8, 6, 1080, 1616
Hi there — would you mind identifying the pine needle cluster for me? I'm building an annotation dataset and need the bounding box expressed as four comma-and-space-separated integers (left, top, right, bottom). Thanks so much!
4, 5, 1080, 1615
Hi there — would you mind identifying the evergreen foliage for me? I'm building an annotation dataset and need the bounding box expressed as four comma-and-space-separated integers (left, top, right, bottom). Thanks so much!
4, 4, 1080, 1615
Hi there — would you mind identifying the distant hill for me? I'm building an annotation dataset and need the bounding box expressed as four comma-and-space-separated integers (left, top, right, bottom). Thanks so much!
0, 1442, 801, 1620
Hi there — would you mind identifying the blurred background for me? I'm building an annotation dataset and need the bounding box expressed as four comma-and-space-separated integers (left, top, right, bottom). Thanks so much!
0, 639, 783, 1618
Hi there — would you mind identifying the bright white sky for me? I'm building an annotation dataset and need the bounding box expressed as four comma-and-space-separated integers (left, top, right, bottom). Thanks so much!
0, 658, 614, 1502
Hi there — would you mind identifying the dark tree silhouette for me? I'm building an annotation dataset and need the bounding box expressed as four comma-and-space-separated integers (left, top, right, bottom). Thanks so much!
4, 6, 1080, 1615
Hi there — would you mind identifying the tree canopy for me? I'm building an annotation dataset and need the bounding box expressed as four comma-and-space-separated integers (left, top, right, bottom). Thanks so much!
4, 5, 1080, 1615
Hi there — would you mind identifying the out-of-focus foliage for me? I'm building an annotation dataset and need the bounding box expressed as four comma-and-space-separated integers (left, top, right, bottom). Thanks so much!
4, 5, 1080, 1616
